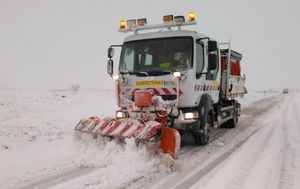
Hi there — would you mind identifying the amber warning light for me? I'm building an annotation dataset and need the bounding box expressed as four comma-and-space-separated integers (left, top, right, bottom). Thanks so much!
188, 11, 196, 21
119, 20, 126, 29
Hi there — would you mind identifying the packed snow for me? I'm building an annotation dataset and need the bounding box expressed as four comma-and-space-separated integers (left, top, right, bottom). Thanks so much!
190, 92, 300, 189
0, 89, 172, 189
0, 88, 288, 189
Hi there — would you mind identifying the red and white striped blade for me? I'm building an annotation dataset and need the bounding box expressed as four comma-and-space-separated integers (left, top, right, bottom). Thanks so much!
75, 117, 161, 141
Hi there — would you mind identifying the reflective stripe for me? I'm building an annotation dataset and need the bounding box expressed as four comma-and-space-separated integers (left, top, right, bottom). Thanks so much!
194, 84, 220, 91
97, 120, 111, 133
118, 122, 134, 136
122, 123, 140, 137
76, 118, 161, 141
108, 121, 125, 136
161, 88, 172, 95
127, 87, 182, 95
99, 121, 115, 135
130, 124, 146, 138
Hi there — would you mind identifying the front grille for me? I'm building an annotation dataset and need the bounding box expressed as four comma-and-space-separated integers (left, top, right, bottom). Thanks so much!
161, 95, 177, 101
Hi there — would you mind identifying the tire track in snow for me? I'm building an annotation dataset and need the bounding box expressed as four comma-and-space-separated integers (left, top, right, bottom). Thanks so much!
227, 95, 288, 189
16, 95, 283, 189
188, 94, 290, 189
278, 93, 295, 189
138, 95, 283, 189
119, 97, 284, 189
183, 107, 280, 189
179, 96, 281, 159
180, 93, 297, 189
278, 93, 300, 189
18, 166, 101, 189
225, 116, 279, 189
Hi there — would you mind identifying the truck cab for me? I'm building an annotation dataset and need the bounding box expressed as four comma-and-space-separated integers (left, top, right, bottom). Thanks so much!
116, 30, 220, 108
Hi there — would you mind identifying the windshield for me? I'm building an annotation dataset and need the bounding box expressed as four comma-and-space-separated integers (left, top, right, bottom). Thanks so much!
119, 37, 193, 76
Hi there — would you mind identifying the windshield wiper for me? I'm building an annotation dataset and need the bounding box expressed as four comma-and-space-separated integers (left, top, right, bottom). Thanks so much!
146, 70, 172, 76
120, 71, 149, 76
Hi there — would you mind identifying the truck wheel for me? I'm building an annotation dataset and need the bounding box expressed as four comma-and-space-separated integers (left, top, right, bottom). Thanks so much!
224, 103, 238, 128
193, 112, 213, 145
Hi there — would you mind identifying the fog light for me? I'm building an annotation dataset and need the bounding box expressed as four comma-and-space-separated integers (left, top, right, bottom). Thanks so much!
116, 111, 128, 119
183, 112, 198, 120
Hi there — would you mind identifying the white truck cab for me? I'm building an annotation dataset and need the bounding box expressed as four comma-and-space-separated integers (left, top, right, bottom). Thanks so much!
118, 30, 220, 108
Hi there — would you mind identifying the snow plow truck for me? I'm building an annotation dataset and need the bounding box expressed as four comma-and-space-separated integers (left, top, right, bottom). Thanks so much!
75, 12, 247, 157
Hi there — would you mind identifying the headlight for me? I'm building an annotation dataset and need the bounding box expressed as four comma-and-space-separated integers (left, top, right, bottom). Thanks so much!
183, 112, 198, 120
173, 72, 181, 78
112, 74, 119, 80
116, 110, 128, 119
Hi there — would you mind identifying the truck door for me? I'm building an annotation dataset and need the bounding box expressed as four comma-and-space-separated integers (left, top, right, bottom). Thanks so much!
195, 41, 219, 80
195, 41, 220, 103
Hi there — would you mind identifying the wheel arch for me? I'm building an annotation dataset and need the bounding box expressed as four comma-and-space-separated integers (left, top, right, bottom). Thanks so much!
198, 94, 214, 114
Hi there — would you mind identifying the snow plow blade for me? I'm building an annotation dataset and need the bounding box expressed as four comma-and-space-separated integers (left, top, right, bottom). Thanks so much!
74, 116, 161, 141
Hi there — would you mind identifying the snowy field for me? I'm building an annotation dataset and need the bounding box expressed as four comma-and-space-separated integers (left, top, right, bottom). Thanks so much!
0, 88, 295, 189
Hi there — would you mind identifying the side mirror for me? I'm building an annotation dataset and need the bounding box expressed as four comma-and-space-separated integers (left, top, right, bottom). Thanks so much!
208, 54, 217, 70
107, 59, 113, 75
208, 40, 217, 52
108, 47, 114, 58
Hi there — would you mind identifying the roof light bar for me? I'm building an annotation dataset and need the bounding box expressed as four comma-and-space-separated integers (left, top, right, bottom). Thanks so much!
137, 18, 147, 26
118, 11, 197, 33
174, 16, 185, 23
119, 21, 196, 33
126, 19, 136, 29
163, 15, 174, 23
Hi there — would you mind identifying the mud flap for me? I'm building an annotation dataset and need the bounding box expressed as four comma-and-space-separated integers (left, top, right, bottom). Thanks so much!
160, 127, 181, 157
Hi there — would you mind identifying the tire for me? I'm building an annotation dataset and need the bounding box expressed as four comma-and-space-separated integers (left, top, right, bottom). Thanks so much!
224, 103, 238, 128
193, 111, 213, 145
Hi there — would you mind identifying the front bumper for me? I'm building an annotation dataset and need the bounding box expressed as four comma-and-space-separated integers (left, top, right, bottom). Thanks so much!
174, 119, 200, 134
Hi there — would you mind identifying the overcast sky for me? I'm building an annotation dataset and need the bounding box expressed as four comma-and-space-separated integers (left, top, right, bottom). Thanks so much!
0, 0, 299, 91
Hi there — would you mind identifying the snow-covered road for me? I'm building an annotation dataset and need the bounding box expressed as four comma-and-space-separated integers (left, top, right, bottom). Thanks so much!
1, 89, 298, 189
189, 92, 300, 189
145, 93, 284, 189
